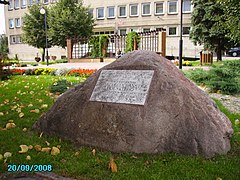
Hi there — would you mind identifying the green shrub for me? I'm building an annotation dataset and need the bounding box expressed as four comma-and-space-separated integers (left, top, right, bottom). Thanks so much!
25, 69, 34, 75
207, 80, 239, 94
20, 63, 27, 67
49, 80, 74, 94
31, 62, 38, 66
185, 61, 240, 94
55, 59, 68, 63
0, 69, 12, 80
184, 68, 210, 84
125, 32, 140, 53
41, 61, 56, 65
206, 66, 240, 94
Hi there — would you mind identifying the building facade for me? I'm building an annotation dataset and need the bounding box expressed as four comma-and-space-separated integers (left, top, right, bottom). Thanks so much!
4, 0, 202, 61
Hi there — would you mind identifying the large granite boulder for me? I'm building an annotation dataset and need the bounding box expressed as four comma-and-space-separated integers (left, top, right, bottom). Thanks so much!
33, 50, 233, 158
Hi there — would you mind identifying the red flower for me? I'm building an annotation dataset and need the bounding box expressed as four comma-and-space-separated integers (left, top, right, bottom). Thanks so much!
11, 69, 26, 74
68, 69, 97, 77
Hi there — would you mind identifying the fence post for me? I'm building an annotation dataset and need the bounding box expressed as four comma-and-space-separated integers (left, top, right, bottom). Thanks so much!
133, 37, 137, 50
67, 38, 72, 62
158, 32, 166, 57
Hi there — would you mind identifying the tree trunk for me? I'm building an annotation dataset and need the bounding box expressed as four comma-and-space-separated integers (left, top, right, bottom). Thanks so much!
42, 48, 45, 62
216, 48, 222, 61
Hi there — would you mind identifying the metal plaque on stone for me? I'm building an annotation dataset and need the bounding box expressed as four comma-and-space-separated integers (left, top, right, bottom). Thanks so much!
90, 70, 154, 105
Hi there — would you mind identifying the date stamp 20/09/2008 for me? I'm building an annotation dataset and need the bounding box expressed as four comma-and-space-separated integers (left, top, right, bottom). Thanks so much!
8, 164, 52, 172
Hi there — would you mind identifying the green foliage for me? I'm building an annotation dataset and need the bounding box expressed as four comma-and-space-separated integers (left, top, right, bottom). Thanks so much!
185, 61, 240, 94
0, 69, 11, 80
25, 69, 35, 75
125, 32, 140, 53
40, 61, 56, 65
213, 98, 240, 144
184, 68, 211, 84
99, 35, 109, 57
218, 0, 240, 44
89, 35, 109, 58
55, 59, 68, 63
31, 62, 39, 66
206, 61, 240, 94
4, 59, 19, 65
49, 79, 73, 94
89, 36, 100, 58
48, 0, 94, 48
20, 63, 27, 67
22, 5, 51, 50
0, 35, 9, 58
190, 0, 234, 61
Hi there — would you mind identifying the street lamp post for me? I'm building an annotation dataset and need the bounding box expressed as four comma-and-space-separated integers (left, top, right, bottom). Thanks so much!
179, 0, 183, 69
40, 7, 49, 66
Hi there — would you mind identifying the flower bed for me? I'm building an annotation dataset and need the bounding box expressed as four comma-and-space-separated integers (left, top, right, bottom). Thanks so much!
10, 68, 97, 77
68, 69, 97, 78
11, 69, 26, 75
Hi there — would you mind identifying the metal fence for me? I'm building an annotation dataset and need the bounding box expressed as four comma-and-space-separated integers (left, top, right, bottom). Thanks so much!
71, 29, 165, 59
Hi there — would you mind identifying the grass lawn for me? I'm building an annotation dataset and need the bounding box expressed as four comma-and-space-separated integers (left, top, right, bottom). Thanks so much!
0, 75, 240, 179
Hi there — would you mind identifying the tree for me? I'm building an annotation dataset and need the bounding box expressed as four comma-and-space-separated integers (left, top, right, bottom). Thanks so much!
218, 0, 240, 44
22, 5, 51, 62
0, 35, 9, 58
0, 0, 9, 5
190, 0, 234, 61
48, 0, 94, 48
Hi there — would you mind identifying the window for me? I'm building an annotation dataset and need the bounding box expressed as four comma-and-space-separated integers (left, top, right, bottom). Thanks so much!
28, 0, 33, 6
155, 2, 164, 15
142, 3, 151, 16
15, 18, 21, 27
10, 35, 22, 44
15, 0, 20, 9
8, 0, 13, 10
168, 27, 177, 35
130, 4, 138, 17
21, 0, 26, 8
43, 0, 49, 4
97, 7, 104, 19
183, 0, 191, 13
9, 19, 14, 29
119, 29, 127, 35
107, 6, 115, 18
168, 1, 177, 14
119, 6, 126, 17
183, 27, 190, 35
35, 0, 40, 4
10, 35, 16, 44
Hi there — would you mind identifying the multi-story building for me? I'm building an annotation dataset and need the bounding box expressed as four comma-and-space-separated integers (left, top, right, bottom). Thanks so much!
4, 0, 202, 61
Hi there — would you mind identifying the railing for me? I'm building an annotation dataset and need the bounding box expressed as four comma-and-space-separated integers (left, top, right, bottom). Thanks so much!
67, 29, 166, 60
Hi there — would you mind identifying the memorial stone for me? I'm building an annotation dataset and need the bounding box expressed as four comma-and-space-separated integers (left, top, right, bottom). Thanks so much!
33, 50, 233, 158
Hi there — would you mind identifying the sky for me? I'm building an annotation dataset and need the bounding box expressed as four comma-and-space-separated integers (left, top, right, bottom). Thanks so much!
0, 5, 5, 34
